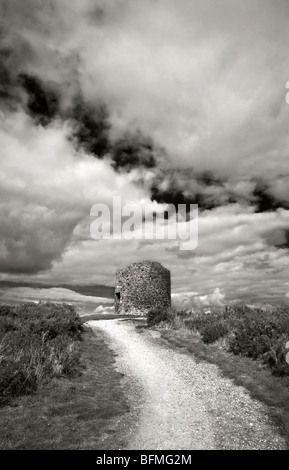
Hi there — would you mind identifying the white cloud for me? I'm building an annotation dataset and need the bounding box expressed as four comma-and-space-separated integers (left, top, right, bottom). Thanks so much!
1, 0, 289, 306
198, 288, 226, 307
172, 287, 226, 311
0, 110, 150, 273
3, 0, 289, 181
94, 305, 114, 313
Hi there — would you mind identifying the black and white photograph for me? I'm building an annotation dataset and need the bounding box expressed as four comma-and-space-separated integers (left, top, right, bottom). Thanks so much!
0, 0, 289, 454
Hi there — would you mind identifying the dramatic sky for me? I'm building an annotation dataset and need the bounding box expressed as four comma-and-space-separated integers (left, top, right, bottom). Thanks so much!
1, 0, 289, 310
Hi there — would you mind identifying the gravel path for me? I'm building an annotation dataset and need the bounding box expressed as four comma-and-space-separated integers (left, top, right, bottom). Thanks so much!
88, 318, 286, 450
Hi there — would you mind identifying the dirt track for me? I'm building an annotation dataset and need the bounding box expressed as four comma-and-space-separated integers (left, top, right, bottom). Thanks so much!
88, 318, 286, 450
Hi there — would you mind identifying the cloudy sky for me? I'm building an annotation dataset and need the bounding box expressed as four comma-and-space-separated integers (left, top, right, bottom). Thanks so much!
0, 0, 289, 310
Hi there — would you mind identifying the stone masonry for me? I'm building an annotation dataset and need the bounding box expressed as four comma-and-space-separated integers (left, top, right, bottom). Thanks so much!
114, 260, 171, 315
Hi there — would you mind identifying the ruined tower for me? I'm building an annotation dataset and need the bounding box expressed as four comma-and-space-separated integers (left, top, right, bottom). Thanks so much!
114, 260, 171, 315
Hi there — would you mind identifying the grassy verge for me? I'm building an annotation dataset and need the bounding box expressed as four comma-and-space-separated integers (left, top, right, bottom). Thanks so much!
0, 303, 129, 449
146, 306, 289, 447
0, 302, 84, 406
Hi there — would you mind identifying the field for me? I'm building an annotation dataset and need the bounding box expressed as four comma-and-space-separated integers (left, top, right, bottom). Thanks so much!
1, 301, 289, 449
0, 302, 128, 449
147, 305, 289, 375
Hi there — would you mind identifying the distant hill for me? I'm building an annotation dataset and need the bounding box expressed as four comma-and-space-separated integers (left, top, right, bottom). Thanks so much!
0, 281, 114, 299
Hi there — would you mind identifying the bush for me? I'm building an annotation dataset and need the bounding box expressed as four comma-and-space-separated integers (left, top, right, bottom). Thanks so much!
228, 307, 289, 375
0, 302, 83, 406
0, 315, 17, 334
184, 311, 229, 343
149, 303, 289, 376
201, 320, 229, 344
3, 302, 83, 340
146, 307, 169, 326
0, 361, 38, 406
48, 334, 80, 377
147, 306, 192, 329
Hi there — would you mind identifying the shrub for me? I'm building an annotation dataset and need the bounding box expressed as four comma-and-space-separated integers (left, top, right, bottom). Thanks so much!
10, 302, 84, 340
0, 315, 17, 334
146, 306, 191, 329
0, 304, 16, 317
228, 307, 289, 375
201, 320, 229, 344
0, 302, 83, 406
48, 334, 80, 377
184, 311, 229, 343
149, 303, 289, 376
146, 307, 168, 326
0, 361, 38, 406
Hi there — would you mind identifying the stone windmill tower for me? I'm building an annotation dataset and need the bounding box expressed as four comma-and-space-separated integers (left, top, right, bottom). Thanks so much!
114, 260, 171, 315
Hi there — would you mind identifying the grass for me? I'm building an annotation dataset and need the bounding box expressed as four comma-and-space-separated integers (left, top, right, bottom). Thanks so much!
0, 303, 129, 449
0, 302, 83, 406
148, 305, 289, 376
3, 300, 288, 448
146, 305, 289, 447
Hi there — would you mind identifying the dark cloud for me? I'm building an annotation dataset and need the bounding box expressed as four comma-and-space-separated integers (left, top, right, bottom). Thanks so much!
150, 183, 222, 213
195, 171, 223, 187
149, 168, 228, 213
19, 73, 60, 126
149, 170, 289, 216
0, 39, 159, 170
87, 6, 106, 25
69, 98, 111, 158
111, 131, 156, 171
151, 184, 192, 214
0, 0, 289, 306
1, 0, 287, 219
69, 99, 159, 168
0, 211, 78, 275
252, 180, 289, 213
265, 228, 289, 249
0, 18, 158, 170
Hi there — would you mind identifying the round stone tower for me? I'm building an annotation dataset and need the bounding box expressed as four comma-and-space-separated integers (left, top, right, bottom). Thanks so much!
114, 260, 171, 315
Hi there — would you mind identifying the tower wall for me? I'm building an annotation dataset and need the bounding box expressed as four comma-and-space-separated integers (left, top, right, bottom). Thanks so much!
114, 260, 171, 315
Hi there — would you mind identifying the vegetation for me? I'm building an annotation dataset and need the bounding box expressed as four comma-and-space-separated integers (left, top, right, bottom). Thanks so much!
147, 305, 289, 376
0, 302, 83, 406
146, 306, 189, 327
0, 302, 129, 449
146, 304, 289, 447
0, 325, 129, 449
146, 306, 170, 326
